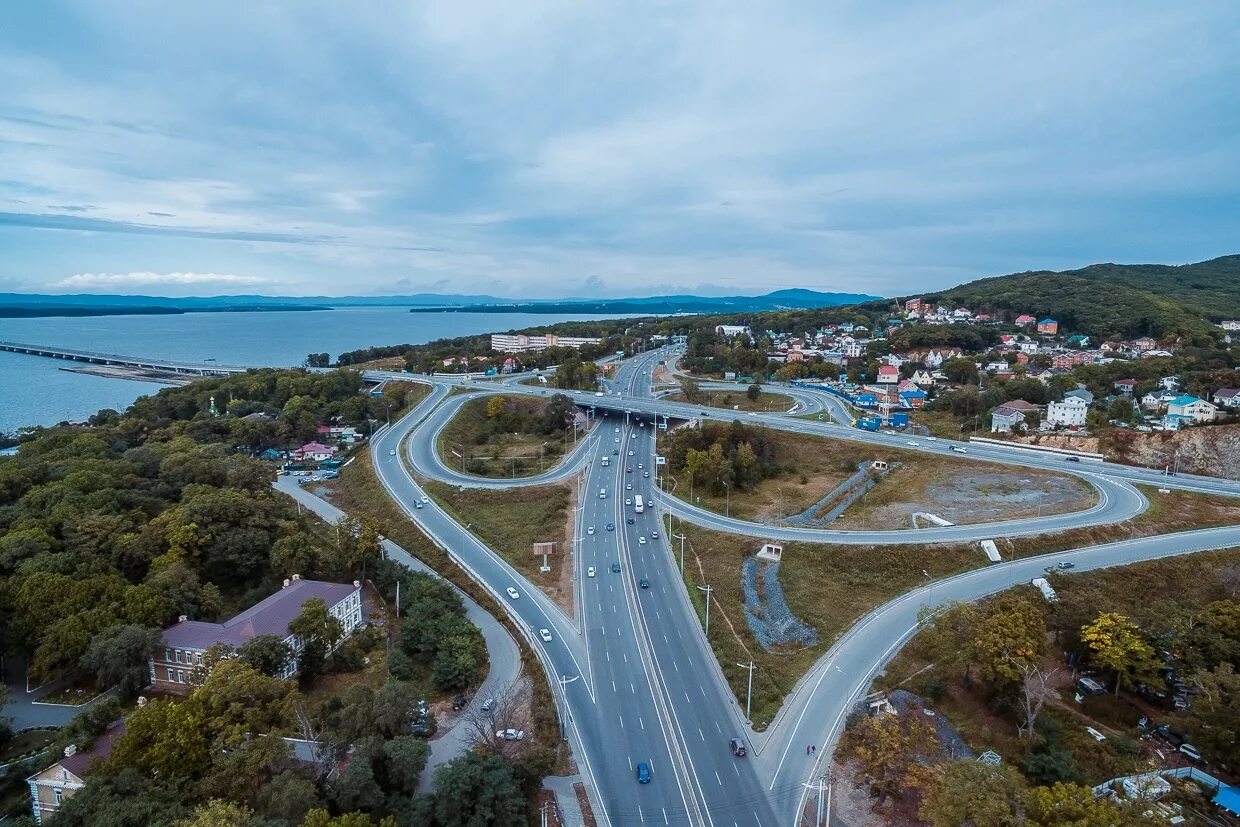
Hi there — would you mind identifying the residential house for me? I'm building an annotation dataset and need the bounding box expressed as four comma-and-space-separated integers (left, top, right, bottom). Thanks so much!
1017, 340, 1040, 355
1066, 334, 1090, 348
1015, 352, 1030, 366
899, 389, 927, 409
1159, 376, 1181, 391
904, 298, 924, 316
242, 411, 275, 422
259, 447, 284, 462
991, 400, 1040, 432
715, 324, 753, 340
1211, 388, 1240, 409
28, 722, 126, 824
909, 369, 934, 386
1113, 379, 1138, 398
1141, 391, 1176, 412
876, 365, 899, 384
1037, 318, 1059, 335
292, 442, 336, 463
786, 349, 806, 363
150, 576, 364, 693
1165, 395, 1218, 424
1014, 314, 1037, 327
1046, 397, 1089, 428
1133, 336, 1158, 352
1064, 387, 1095, 405
1220, 320, 1240, 331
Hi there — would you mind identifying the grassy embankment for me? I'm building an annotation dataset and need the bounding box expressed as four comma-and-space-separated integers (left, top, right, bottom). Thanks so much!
422, 481, 576, 613
665, 389, 798, 413
659, 427, 1094, 526
436, 395, 572, 479
322, 429, 567, 771
871, 548, 1240, 786
668, 483, 1240, 731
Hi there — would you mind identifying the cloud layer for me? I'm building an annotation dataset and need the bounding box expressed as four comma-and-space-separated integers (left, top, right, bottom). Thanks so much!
1, 2, 1238, 298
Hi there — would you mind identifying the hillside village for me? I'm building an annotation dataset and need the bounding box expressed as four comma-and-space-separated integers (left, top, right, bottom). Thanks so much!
711, 298, 1240, 442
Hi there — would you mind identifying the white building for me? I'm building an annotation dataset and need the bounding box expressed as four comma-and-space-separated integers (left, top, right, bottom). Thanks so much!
1166, 395, 1218, 423
1046, 397, 1089, 428
714, 324, 753, 340
490, 333, 603, 353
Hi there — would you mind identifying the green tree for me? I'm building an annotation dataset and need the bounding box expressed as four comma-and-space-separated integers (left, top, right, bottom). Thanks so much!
331, 753, 385, 813
50, 769, 190, 827
195, 658, 298, 744
237, 634, 293, 677
257, 771, 321, 825
681, 376, 703, 403
969, 594, 1045, 686
106, 697, 212, 781
289, 597, 343, 679
432, 753, 526, 827
1179, 663, 1240, 766
919, 759, 1025, 827
174, 800, 254, 827
846, 714, 937, 803
379, 735, 431, 795
1022, 781, 1146, 826
79, 624, 162, 698
942, 357, 980, 385
374, 680, 424, 738
746, 383, 761, 401
1080, 612, 1160, 695
301, 810, 396, 827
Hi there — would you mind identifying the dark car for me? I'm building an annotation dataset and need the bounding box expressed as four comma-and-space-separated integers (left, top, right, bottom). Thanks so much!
639, 578, 649, 589
626, 517, 635, 525
1155, 724, 1186, 748
1065, 456, 1081, 462
636, 761, 652, 783
730, 738, 747, 757
452, 693, 470, 711
611, 562, 621, 573
1056, 561, 1075, 570
606, 523, 615, 531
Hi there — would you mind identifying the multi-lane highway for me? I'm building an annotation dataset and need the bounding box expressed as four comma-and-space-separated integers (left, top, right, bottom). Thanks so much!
362, 348, 1240, 826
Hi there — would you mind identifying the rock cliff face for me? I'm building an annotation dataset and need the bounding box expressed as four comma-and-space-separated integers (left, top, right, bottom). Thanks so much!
1004, 425, 1240, 480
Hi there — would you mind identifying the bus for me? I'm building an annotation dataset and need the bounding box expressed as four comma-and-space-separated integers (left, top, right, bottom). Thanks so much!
634, 495, 645, 513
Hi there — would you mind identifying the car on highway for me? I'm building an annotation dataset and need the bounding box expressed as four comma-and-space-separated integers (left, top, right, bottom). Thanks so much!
606, 523, 615, 531
587, 566, 595, 578
730, 738, 747, 757
611, 562, 621, 573
626, 517, 635, 524
907, 440, 920, 447
628, 450, 634, 456
420, 495, 429, 504
643, 471, 649, 478
625, 498, 632, 506
389, 449, 397, 455
626, 467, 633, 473
587, 526, 595, 535
1056, 561, 1076, 570
883, 429, 896, 435
506, 587, 520, 599
637, 463, 643, 469
414, 501, 423, 509
926, 436, 938, 441
496, 729, 525, 741
615, 438, 620, 443
639, 578, 649, 589
615, 427, 620, 432
539, 628, 553, 642
950, 446, 968, 454
651, 530, 659, 538
626, 483, 633, 490
613, 449, 619, 455
638, 536, 647, 545
636, 761, 651, 783
1065, 456, 1081, 462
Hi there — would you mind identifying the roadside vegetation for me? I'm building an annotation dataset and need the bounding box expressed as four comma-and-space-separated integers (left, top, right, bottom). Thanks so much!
844, 547, 1240, 827
422, 481, 575, 612
665, 379, 797, 413
658, 422, 1093, 526
436, 393, 583, 478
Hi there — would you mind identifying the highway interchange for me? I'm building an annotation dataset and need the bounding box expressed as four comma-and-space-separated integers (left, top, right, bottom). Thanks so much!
364, 349, 1240, 826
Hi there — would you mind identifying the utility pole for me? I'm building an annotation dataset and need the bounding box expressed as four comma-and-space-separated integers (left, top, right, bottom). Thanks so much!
673, 531, 686, 575
804, 774, 831, 827
697, 584, 713, 636
737, 660, 756, 722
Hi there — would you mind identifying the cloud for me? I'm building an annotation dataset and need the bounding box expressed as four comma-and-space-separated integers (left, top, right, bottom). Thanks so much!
52, 271, 272, 291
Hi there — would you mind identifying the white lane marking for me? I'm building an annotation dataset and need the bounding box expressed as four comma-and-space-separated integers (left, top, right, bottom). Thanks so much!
628, 755, 633, 770
733, 763, 740, 777
606, 650, 611, 662
662, 808, 669, 825
676, 628, 683, 640
619, 715, 625, 729
638, 805, 645, 823
715, 720, 722, 733
715, 770, 723, 786
663, 633, 669, 643
611, 680, 617, 693
697, 727, 704, 741
672, 660, 678, 672
631, 682, 636, 695
700, 685, 706, 697
639, 716, 645, 730
685, 692, 691, 703
623, 652, 628, 664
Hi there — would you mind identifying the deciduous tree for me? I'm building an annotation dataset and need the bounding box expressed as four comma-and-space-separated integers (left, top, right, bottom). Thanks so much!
919, 759, 1025, 827
1080, 612, 1160, 695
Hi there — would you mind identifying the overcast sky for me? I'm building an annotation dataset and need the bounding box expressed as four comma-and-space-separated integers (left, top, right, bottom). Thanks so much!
2, 2, 1238, 299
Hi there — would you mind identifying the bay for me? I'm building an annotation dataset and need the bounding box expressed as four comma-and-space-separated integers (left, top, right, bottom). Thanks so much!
0, 308, 633, 433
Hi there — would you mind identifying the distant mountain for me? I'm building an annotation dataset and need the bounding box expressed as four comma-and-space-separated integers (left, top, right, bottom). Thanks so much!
931, 255, 1240, 344
408, 289, 882, 315
0, 288, 881, 318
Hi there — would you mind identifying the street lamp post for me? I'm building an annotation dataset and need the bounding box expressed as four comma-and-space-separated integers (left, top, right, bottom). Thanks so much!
724, 481, 731, 518
697, 583, 713, 636
673, 531, 687, 575
737, 660, 755, 722
923, 569, 934, 608
557, 674, 579, 740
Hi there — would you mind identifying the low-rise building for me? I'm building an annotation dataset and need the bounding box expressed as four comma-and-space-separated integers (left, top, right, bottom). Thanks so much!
991, 400, 1040, 432
28, 722, 126, 824
150, 576, 364, 693
490, 333, 603, 353
1037, 318, 1059, 335
1211, 388, 1240, 408
1014, 314, 1037, 327
1165, 395, 1218, 424
1046, 397, 1089, 428
714, 325, 753, 340
876, 365, 899, 384
1113, 378, 1138, 398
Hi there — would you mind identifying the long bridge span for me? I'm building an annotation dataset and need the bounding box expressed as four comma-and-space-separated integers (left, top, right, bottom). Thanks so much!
0, 340, 251, 376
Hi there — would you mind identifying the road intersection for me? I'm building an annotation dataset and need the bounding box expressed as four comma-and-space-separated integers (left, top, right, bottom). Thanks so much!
362, 349, 1240, 826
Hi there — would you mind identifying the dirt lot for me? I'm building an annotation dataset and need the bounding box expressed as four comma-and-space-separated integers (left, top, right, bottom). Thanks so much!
832, 466, 1095, 529
659, 427, 1095, 528
664, 389, 798, 413
437, 395, 574, 479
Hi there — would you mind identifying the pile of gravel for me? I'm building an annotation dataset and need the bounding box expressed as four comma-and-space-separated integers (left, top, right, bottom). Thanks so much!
741, 558, 818, 652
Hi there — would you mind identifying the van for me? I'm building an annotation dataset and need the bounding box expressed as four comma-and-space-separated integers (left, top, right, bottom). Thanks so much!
599, 489, 607, 499
1180, 743, 1202, 762
730, 738, 747, 757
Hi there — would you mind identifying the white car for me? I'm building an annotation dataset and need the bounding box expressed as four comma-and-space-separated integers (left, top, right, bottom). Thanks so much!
626, 483, 632, 490
651, 530, 659, 538
615, 427, 620, 432
625, 498, 632, 506
907, 440, 920, 447
587, 526, 595, 535
389, 449, 397, 455
539, 628, 553, 642
506, 587, 520, 599
615, 438, 620, 443
883, 430, 896, 435
420, 495, 429, 504
628, 450, 634, 456
587, 566, 596, 578
926, 436, 938, 441
638, 536, 647, 545
950, 446, 968, 454
496, 729, 525, 741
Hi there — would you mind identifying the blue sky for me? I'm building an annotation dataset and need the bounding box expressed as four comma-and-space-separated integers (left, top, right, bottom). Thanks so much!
1, 2, 1238, 299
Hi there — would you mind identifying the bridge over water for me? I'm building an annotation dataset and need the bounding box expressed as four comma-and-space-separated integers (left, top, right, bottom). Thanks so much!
0, 340, 251, 376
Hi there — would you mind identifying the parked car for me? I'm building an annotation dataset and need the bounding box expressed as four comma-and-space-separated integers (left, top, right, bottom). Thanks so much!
480, 698, 495, 713
496, 729, 525, 741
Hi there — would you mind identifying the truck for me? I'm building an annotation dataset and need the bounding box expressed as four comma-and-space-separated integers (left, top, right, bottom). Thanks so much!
889, 412, 909, 428
634, 495, 645, 513
854, 416, 881, 432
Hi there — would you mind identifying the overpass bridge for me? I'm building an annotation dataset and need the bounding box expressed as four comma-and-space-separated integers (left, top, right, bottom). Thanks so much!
0, 340, 251, 376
